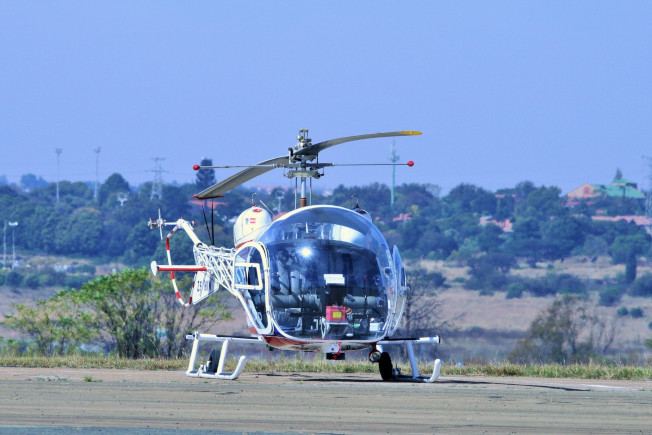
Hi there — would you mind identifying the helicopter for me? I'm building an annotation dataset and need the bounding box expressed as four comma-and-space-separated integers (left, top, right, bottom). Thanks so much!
148, 129, 441, 382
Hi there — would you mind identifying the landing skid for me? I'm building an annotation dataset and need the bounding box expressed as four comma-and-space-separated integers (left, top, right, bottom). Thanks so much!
185, 332, 262, 380
377, 336, 441, 383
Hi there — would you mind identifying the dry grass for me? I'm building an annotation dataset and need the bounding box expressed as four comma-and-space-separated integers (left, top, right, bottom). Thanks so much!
1, 354, 651, 380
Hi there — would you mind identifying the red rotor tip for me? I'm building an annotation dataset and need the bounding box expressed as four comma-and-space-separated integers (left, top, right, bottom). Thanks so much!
407, 160, 414, 167
193, 164, 200, 171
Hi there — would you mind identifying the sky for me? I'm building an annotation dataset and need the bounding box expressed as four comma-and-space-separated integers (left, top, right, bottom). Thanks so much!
1, 1, 651, 195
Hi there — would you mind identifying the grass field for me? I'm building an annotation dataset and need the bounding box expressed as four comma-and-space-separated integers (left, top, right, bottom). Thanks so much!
1, 354, 651, 380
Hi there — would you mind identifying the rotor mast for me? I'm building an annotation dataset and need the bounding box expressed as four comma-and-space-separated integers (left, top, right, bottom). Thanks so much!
290, 128, 317, 208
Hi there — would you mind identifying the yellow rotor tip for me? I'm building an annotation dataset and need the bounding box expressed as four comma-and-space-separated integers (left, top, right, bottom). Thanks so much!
400, 130, 422, 136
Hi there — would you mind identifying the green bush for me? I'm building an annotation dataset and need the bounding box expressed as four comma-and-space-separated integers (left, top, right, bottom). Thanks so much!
617, 307, 629, 317
22, 274, 40, 289
5, 270, 23, 287
64, 274, 90, 289
599, 286, 625, 307
630, 307, 644, 318
519, 273, 586, 298
506, 282, 525, 299
75, 264, 96, 275
630, 273, 652, 297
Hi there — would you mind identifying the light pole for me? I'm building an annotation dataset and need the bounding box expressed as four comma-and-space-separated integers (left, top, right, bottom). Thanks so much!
389, 141, 399, 208
94, 147, 101, 201
8, 222, 17, 267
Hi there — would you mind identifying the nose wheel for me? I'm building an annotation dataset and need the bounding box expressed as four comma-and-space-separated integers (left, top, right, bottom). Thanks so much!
378, 352, 393, 381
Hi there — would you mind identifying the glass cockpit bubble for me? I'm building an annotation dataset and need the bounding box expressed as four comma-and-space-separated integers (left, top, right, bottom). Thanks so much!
257, 206, 393, 341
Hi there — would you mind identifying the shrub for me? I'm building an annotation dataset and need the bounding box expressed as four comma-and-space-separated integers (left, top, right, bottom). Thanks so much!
617, 307, 629, 317
506, 282, 525, 299
630, 273, 652, 297
509, 295, 614, 364
5, 270, 22, 287
22, 274, 40, 289
521, 273, 586, 297
75, 264, 96, 275
64, 275, 90, 289
630, 307, 644, 318
599, 286, 625, 307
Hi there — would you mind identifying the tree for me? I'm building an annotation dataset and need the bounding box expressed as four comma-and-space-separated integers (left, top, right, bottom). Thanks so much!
73, 268, 230, 358
99, 173, 130, 206
541, 216, 586, 260
625, 251, 637, 284
613, 168, 623, 181
609, 233, 651, 264
444, 183, 496, 216
509, 296, 615, 364
2, 291, 96, 356
477, 223, 504, 252
20, 173, 48, 190
195, 158, 216, 191
516, 185, 564, 220
395, 271, 451, 359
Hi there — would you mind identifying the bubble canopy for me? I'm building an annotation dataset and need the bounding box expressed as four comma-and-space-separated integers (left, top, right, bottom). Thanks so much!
257, 205, 393, 342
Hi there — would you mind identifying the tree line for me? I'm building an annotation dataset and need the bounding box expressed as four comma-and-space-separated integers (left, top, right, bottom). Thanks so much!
1, 174, 651, 300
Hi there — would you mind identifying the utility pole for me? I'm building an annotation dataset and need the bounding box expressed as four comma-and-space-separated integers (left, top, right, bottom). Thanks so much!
9, 222, 17, 267
94, 147, 101, 202
151, 157, 165, 200
55, 148, 62, 203
389, 141, 399, 208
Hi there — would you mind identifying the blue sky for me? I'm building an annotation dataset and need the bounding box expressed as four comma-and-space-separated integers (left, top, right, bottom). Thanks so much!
1, 1, 651, 195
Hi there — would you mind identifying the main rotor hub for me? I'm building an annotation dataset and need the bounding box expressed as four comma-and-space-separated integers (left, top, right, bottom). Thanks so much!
294, 128, 312, 153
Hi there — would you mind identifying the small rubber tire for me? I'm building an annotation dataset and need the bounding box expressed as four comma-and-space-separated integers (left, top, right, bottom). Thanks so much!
206, 348, 220, 373
379, 352, 393, 381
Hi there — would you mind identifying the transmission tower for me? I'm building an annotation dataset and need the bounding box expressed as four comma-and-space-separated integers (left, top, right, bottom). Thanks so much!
55, 148, 62, 203
151, 157, 165, 200
94, 147, 101, 201
389, 141, 399, 208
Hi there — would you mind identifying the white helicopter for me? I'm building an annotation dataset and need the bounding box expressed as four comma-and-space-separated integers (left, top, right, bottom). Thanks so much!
148, 129, 441, 382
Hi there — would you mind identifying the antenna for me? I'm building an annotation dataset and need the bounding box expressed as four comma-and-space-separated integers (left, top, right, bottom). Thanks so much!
389, 141, 399, 208
151, 157, 165, 200
55, 148, 62, 203
94, 147, 101, 201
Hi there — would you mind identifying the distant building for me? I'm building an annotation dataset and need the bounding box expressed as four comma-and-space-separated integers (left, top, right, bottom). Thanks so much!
479, 216, 513, 232
566, 178, 645, 200
591, 215, 652, 226
392, 213, 411, 222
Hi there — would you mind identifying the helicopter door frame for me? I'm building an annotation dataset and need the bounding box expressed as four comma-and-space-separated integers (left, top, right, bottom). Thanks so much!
233, 242, 273, 336
388, 246, 408, 335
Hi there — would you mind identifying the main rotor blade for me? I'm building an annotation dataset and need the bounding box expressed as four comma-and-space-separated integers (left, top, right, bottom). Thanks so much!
294, 130, 421, 158
195, 155, 287, 199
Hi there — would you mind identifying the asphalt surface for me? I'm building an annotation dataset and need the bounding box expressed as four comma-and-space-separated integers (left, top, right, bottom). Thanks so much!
0, 367, 651, 434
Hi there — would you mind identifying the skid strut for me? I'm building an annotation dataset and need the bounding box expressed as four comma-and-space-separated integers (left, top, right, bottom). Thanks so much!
377, 336, 441, 383
185, 332, 263, 380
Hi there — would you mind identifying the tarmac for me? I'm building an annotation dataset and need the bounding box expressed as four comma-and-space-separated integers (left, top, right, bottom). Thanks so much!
0, 367, 651, 434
